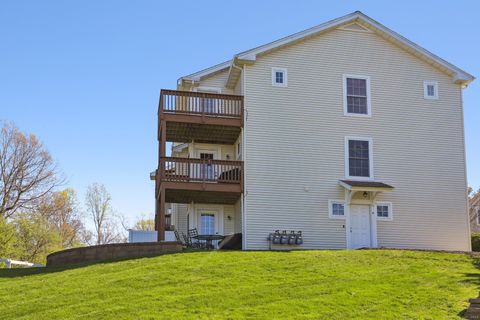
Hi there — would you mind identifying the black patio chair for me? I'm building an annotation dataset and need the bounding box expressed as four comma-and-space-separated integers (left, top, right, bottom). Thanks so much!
188, 228, 207, 248
174, 230, 184, 245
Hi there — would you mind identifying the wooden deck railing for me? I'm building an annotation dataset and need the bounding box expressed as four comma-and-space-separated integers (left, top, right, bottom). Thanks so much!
159, 157, 243, 184
159, 89, 243, 118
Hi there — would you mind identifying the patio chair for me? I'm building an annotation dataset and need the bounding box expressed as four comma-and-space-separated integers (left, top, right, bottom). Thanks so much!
182, 233, 194, 248
188, 228, 207, 248
174, 230, 184, 245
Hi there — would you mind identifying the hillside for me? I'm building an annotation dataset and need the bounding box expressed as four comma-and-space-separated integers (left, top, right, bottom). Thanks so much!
0, 250, 478, 319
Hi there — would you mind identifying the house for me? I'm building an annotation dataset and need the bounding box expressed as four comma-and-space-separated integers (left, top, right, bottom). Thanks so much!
152, 11, 474, 251
470, 190, 480, 233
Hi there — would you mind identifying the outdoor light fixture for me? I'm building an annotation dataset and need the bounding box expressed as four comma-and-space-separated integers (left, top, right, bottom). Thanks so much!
363, 191, 368, 198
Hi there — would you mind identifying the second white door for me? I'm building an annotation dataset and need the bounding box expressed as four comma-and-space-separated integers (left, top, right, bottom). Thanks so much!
350, 205, 372, 249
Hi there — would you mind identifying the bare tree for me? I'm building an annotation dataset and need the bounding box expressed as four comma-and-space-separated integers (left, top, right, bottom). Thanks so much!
0, 122, 62, 219
85, 183, 123, 245
132, 215, 155, 231
38, 188, 85, 248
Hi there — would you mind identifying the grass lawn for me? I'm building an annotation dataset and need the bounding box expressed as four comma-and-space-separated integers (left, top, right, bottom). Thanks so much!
0, 250, 479, 319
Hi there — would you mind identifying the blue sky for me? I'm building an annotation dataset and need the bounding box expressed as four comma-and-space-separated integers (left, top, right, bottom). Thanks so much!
1, 1, 479, 222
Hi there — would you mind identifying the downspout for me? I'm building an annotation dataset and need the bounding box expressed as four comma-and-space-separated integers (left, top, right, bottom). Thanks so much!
242, 63, 248, 250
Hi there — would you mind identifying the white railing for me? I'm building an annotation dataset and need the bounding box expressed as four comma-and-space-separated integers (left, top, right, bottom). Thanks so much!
0, 258, 44, 268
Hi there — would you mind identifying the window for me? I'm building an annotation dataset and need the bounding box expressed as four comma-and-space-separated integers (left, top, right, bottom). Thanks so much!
376, 202, 392, 220
343, 75, 371, 116
424, 81, 438, 99
477, 208, 480, 225
345, 137, 373, 180
272, 68, 287, 87
328, 200, 345, 219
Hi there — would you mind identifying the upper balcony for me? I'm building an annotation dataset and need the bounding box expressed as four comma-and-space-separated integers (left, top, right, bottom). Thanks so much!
158, 89, 243, 144
156, 157, 243, 204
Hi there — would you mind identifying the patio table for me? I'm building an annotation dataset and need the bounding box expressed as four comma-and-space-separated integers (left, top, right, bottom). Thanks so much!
193, 234, 225, 249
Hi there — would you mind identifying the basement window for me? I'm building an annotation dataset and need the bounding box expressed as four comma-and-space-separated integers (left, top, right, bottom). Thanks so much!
376, 202, 393, 221
328, 200, 345, 219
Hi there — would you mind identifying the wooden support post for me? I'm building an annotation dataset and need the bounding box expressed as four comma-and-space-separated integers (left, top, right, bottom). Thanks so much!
157, 187, 166, 241
157, 119, 167, 242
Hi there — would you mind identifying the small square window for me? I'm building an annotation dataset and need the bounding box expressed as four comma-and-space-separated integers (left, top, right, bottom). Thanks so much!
328, 200, 345, 219
424, 81, 438, 99
272, 68, 287, 87
376, 202, 392, 220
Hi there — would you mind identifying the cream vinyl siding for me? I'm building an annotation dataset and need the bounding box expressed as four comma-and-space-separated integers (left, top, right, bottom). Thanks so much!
196, 69, 234, 94
224, 205, 235, 235
243, 28, 469, 250
173, 203, 189, 236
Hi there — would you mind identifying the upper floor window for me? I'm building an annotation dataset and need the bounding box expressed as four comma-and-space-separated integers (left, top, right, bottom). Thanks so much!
424, 81, 438, 100
343, 74, 371, 116
272, 67, 287, 87
345, 137, 373, 180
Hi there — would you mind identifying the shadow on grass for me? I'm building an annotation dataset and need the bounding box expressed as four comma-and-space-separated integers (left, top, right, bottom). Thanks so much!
458, 256, 480, 319
0, 249, 202, 279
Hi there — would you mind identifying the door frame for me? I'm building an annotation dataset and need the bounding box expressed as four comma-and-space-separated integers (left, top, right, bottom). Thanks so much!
345, 200, 377, 249
192, 204, 224, 235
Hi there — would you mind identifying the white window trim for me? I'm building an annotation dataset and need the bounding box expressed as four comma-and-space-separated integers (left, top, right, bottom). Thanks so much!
344, 136, 374, 181
476, 207, 480, 225
328, 199, 346, 219
194, 86, 222, 93
272, 67, 288, 87
375, 202, 393, 221
343, 74, 371, 117
423, 81, 438, 100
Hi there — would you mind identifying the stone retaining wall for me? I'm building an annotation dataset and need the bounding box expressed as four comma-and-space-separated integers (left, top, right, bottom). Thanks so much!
46, 242, 182, 267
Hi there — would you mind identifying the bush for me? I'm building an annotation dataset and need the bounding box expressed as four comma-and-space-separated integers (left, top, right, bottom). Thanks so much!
472, 233, 480, 251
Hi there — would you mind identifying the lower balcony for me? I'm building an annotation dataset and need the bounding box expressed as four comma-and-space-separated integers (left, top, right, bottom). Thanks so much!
157, 157, 243, 204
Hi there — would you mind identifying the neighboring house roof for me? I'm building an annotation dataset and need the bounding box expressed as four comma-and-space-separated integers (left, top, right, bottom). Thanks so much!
179, 11, 474, 88
471, 191, 480, 208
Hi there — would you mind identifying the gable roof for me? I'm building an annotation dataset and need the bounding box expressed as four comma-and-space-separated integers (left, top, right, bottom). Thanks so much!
179, 11, 474, 88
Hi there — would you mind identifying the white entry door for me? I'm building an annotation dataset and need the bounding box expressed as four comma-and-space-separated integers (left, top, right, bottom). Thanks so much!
350, 205, 372, 249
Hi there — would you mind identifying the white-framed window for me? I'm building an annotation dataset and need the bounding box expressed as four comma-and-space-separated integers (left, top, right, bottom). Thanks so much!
345, 136, 374, 180
423, 81, 438, 100
476, 208, 480, 225
376, 202, 393, 221
328, 200, 346, 219
272, 67, 287, 87
343, 74, 371, 117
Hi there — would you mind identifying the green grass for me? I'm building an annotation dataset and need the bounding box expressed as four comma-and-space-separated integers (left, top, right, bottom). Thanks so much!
0, 250, 479, 319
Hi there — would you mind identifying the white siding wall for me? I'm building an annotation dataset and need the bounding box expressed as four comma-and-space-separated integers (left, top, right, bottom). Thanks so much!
244, 28, 469, 250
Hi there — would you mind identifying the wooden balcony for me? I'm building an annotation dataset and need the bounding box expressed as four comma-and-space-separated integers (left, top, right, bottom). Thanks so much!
159, 89, 243, 144
156, 157, 243, 204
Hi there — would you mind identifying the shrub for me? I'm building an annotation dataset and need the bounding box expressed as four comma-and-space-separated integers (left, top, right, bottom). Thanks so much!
471, 233, 480, 251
